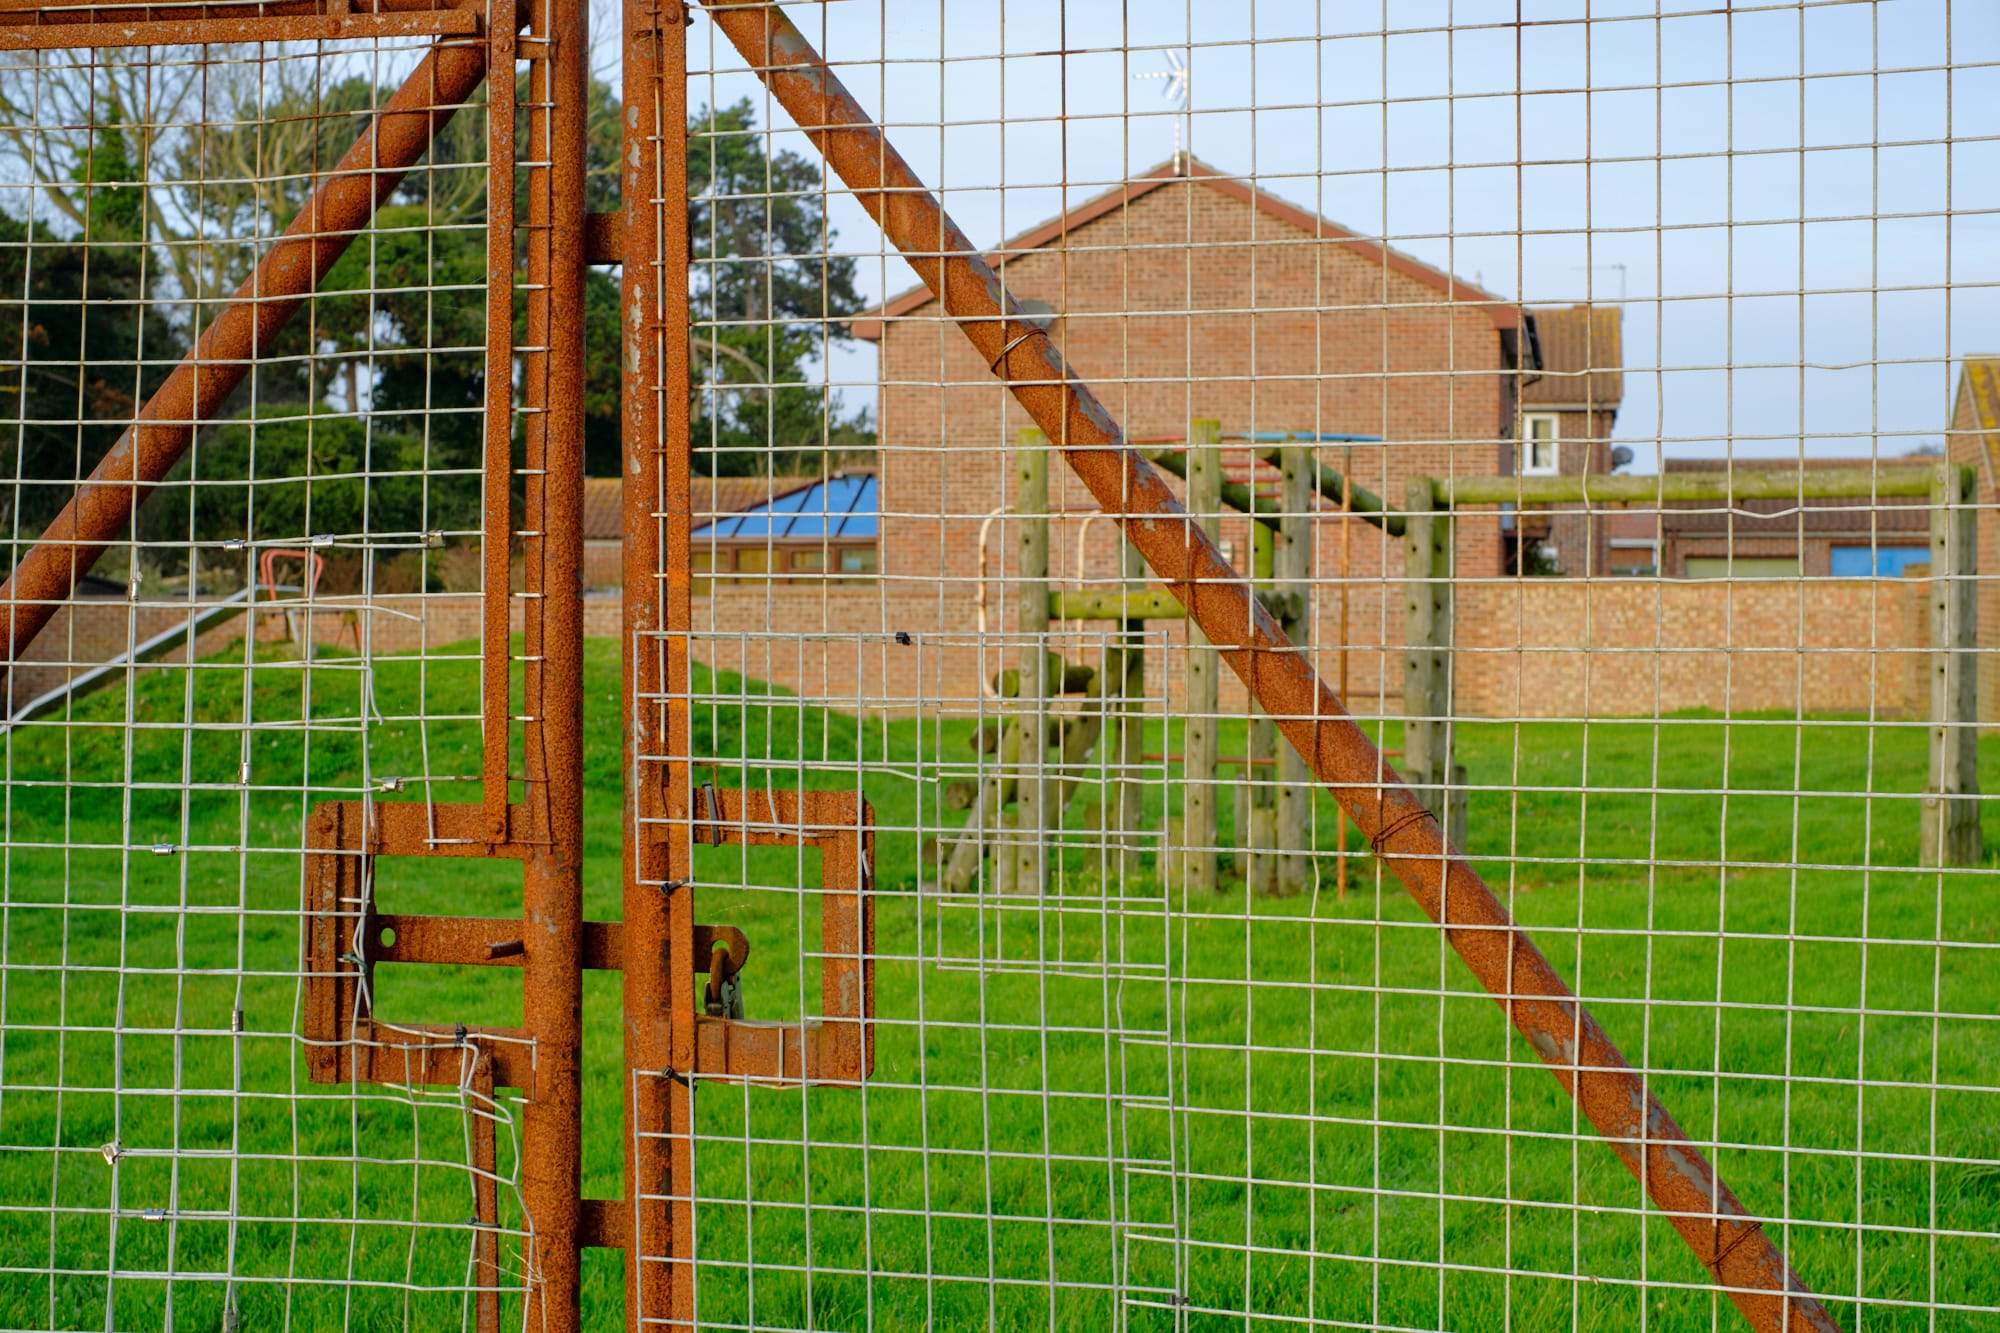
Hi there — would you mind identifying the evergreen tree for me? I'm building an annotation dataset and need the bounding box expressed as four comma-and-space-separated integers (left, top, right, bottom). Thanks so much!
686, 99, 870, 477
0, 103, 179, 571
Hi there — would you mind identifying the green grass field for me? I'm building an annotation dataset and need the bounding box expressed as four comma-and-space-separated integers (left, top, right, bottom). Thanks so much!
0, 637, 1994, 1331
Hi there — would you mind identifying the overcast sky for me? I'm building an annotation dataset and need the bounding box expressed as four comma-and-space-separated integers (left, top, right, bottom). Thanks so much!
669, 0, 2000, 470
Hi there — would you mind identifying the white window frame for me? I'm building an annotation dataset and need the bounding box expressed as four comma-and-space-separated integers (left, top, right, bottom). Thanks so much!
1520, 412, 1561, 475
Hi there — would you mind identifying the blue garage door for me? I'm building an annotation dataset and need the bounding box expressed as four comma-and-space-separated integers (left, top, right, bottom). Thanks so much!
1829, 544, 1929, 577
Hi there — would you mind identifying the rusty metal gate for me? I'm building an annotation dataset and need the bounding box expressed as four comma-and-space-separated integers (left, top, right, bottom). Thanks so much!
0, 1, 1994, 1330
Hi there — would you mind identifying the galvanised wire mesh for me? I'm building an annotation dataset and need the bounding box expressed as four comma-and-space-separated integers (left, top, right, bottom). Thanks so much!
0, 1, 1994, 1331
662, 3, 1999, 1331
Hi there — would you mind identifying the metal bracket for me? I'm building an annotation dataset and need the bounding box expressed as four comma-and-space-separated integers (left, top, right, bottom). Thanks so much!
659, 787, 875, 1084
302, 801, 755, 1090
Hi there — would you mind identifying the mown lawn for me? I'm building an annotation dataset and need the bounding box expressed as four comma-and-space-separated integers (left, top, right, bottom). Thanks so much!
0, 637, 1994, 1331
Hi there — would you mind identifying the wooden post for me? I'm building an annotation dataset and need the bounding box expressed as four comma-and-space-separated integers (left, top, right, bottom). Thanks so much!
1922, 461, 1983, 867
940, 711, 1020, 894
1245, 508, 1279, 894
1180, 419, 1222, 892
1116, 530, 1148, 877
1013, 428, 1051, 893
1274, 444, 1314, 895
1403, 476, 1465, 847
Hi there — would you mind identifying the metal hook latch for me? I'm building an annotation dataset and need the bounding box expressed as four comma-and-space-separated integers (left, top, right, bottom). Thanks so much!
703, 940, 744, 1020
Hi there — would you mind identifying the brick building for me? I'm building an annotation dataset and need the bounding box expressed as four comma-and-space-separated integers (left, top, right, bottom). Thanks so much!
1512, 303, 1625, 575
1653, 458, 1931, 579
851, 156, 1544, 586
582, 473, 858, 591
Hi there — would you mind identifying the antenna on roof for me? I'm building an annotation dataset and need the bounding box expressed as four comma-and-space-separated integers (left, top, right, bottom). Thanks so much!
1569, 263, 1629, 301
1135, 49, 1192, 166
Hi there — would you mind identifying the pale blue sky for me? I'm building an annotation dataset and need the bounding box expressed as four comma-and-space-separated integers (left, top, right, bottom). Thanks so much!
675, 0, 2000, 469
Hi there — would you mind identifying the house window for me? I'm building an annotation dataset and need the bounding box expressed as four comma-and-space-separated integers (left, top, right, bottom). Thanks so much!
791, 549, 825, 571
735, 547, 772, 574
1520, 413, 1560, 475
839, 547, 878, 574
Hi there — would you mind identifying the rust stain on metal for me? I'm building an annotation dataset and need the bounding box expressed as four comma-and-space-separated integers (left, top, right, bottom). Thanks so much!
582, 210, 624, 264
0, 0, 463, 18
696, 4, 1839, 1329
517, 0, 590, 1314
367, 911, 745, 974
299, 802, 535, 1097
0, 7, 477, 49
481, 0, 519, 834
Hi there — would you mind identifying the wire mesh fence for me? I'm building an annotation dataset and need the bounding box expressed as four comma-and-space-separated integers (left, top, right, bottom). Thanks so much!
0, 0, 1992, 1330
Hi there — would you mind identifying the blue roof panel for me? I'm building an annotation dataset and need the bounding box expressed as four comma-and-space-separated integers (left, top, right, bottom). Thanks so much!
692, 474, 877, 541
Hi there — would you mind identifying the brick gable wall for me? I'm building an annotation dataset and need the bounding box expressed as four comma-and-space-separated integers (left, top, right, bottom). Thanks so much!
875, 176, 1515, 608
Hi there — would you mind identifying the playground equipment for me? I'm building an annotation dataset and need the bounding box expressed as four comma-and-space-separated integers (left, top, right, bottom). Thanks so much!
1412, 463, 1983, 867
255, 546, 327, 645
944, 420, 1360, 896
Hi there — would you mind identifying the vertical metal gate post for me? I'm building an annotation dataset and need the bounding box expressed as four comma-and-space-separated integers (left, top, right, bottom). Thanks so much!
521, 0, 591, 1316
482, 0, 520, 840
622, 0, 692, 1323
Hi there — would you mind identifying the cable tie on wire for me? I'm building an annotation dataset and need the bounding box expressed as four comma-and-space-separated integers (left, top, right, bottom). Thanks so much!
1705, 1219, 1765, 1273
894, 630, 911, 646
663, 1065, 693, 1091
659, 877, 688, 895
1369, 805, 1435, 853
988, 328, 1040, 374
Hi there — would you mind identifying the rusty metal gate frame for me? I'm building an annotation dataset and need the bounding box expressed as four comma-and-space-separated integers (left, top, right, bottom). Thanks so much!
0, 1, 876, 1328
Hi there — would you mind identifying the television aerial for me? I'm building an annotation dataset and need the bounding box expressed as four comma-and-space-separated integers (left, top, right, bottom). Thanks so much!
1135, 49, 1192, 163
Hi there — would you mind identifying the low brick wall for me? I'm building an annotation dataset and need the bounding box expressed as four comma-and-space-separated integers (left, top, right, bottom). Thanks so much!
677, 576, 1931, 719
1453, 575, 1928, 719
52, 573, 1930, 722
4, 597, 257, 714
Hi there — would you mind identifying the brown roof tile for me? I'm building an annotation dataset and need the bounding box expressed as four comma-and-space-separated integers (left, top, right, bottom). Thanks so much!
1523, 305, 1623, 409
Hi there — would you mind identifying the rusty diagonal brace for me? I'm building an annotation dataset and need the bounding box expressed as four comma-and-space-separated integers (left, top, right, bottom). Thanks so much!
0, 23, 494, 662
698, 5, 1840, 1331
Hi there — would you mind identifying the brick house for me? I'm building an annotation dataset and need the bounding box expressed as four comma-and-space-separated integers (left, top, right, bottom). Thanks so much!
1653, 458, 1931, 579
1513, 303, 1625, 575
850, 157, 1544, 585
1541, 457, 1936, 584
1604, 509, 1660, 575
